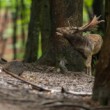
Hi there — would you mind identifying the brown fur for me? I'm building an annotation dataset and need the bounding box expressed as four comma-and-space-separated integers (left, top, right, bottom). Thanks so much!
56, 29, 103, 75
56, 16, 104, 75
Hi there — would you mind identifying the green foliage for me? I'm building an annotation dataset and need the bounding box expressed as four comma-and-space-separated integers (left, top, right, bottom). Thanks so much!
84, 0, 93, 7
83, 7, 88, 23
83, 0, 93, 23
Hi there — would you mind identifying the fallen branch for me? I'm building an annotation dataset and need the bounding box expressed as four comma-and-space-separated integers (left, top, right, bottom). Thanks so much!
43, 100, 110, 110
94, 106, 110, 110
44, 102, 91, 110
2, 69, 51, 92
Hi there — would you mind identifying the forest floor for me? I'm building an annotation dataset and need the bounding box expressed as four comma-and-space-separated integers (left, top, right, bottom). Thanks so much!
0, 60, 105, 110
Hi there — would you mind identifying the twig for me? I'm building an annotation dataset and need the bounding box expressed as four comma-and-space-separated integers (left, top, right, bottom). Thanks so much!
41, 100, 62, 105
61, 87, 92, 96
3, 69, 51, 92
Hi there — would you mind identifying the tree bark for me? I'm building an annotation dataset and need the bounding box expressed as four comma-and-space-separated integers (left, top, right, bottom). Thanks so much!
92, 0, 110, 105
12, 0, 19, 60
38, 0, 85, 72
40, 0, 51, 55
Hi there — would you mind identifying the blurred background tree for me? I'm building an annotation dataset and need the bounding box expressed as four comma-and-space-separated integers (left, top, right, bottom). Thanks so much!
0, 0, 31, 60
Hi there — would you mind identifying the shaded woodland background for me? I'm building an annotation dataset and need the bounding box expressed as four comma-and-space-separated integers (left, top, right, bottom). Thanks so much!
0, 0, 104, 61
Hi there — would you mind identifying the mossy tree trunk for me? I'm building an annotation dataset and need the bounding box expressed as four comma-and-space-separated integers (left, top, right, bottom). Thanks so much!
92, 0, 110, 105
38, 0, 85, 72
24, 0, 51, 62
24, 0, 40, 62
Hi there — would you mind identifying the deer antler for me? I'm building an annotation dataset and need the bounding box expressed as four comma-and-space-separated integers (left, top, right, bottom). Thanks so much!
56, 16, 104, 36
72, 16, 105, 32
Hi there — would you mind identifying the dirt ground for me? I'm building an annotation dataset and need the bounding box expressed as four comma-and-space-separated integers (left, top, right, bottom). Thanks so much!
0, 61, 103, 110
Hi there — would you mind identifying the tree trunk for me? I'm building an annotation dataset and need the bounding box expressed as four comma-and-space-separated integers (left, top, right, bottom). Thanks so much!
40, 0, 51, 55
92, 0, 110, 105
38, 0, 85, 72
24, 0, 40, 62
20, 0, 26, 46
12, 0, 19, 60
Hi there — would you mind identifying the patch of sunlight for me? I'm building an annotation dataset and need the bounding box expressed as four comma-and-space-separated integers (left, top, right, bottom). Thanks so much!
83, 7, 89, 24
17, 53, 24, 59
16, 41, 23, 49
3, 28, 13, 39
84, 0, 93, 7
38, 31, 42, 59
83, 0, 93, 23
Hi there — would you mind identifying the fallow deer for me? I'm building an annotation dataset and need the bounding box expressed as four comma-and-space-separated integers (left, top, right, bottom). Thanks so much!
56, 16, 104, 75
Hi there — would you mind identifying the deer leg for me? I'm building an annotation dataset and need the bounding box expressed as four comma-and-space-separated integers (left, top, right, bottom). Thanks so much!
85, 55, 92, 76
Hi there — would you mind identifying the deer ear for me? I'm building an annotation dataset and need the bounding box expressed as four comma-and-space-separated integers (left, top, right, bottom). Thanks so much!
56, 32, 63, 36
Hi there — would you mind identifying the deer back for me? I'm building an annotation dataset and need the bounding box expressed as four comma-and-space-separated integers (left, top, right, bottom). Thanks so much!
87, 34, 103, 55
